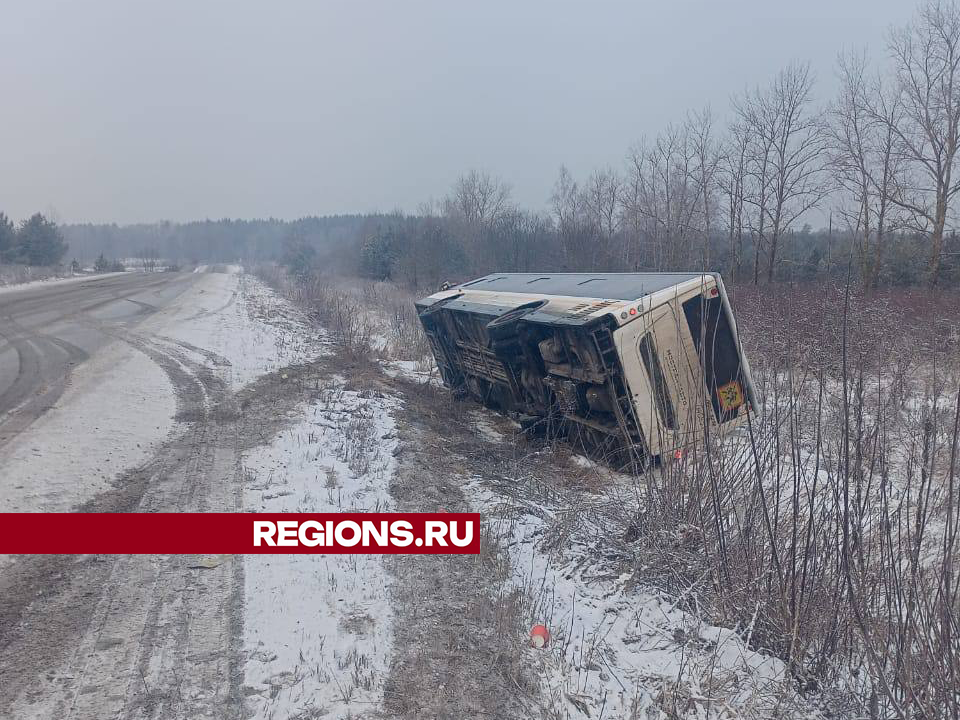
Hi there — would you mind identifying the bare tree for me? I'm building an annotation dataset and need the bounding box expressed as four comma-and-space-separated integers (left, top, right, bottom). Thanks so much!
619, 148, 646, 269
886, 0, 960, 285
445, 169, 513, 225
622, 125, 702, 270
737, 62, 831, 284
735, 85, 778, 283
829, 50, 903, 289
686, 107, 722, 265
550, 165, 580, 230
718, 121, 750, 280
139, 245, 161, 272
550, 165, 581, 266
580, 167, 622, 239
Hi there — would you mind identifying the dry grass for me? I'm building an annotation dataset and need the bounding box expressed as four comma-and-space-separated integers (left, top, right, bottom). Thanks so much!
647, 281, 960, 718
255, 264, 430, 361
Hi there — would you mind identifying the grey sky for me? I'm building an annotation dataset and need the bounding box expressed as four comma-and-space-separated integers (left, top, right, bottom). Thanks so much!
1, 0, 915, 225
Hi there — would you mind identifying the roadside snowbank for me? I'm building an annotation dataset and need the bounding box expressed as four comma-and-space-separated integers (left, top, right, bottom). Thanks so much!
0, 272, 125, 295
242, 382, 399, 719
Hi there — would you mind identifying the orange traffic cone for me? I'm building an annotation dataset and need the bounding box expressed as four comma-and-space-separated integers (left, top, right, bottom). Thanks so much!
530, 624, 550, 648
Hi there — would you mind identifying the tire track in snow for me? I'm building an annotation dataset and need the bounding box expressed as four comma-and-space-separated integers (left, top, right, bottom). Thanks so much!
0, 325, 88, 446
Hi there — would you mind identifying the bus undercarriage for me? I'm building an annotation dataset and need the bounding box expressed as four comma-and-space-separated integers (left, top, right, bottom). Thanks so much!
418, 299, 648, 468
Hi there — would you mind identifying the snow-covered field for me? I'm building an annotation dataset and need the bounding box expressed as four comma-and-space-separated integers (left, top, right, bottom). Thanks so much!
472, 482, 807, 719
242, 383, 400, 719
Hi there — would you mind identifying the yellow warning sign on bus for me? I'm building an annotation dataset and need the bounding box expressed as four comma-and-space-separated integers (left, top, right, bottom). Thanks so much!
717, 381, 744, 412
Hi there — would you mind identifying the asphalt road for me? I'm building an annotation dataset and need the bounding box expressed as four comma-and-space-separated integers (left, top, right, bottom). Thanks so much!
0, 272, 198, 449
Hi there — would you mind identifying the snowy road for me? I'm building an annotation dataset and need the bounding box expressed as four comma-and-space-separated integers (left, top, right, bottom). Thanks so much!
0, 271, 196, 450
0, 268, 325, 720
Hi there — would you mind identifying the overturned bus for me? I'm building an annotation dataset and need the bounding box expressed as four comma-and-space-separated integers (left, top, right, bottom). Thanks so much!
415, 273, 757, 466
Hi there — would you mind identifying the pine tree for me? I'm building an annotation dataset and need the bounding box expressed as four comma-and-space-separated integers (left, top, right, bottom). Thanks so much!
17, 214, 69, 266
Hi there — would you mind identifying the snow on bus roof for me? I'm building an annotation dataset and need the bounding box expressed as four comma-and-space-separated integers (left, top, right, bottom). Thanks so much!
458, 272, 711, 301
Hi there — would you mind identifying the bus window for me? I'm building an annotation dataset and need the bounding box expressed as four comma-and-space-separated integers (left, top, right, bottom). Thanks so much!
637, 333, 676, 431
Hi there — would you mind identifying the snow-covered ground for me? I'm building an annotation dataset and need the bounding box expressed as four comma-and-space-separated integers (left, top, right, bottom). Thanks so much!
448, 408, 817, 719
0, 271, 125, 294
471, 477, 810, 719
158, 271, 322, 389
241, 383, 399, 719
381, 357, 441, 386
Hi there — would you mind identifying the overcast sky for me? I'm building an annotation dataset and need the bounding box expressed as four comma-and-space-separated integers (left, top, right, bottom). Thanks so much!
1, 0, 916, 225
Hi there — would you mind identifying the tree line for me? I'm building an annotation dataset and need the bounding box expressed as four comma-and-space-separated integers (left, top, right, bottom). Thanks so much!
61, 216, 376, 270
0, 212, 69, 267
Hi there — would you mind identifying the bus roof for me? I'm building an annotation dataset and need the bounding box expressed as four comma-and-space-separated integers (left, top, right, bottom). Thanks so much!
458, 272, 712, 301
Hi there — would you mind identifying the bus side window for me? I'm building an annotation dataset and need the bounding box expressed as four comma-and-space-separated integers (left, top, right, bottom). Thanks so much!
638, 333, 676, 431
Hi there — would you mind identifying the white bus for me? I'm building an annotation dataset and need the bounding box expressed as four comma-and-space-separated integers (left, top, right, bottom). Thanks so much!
416, 272, 756, 466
